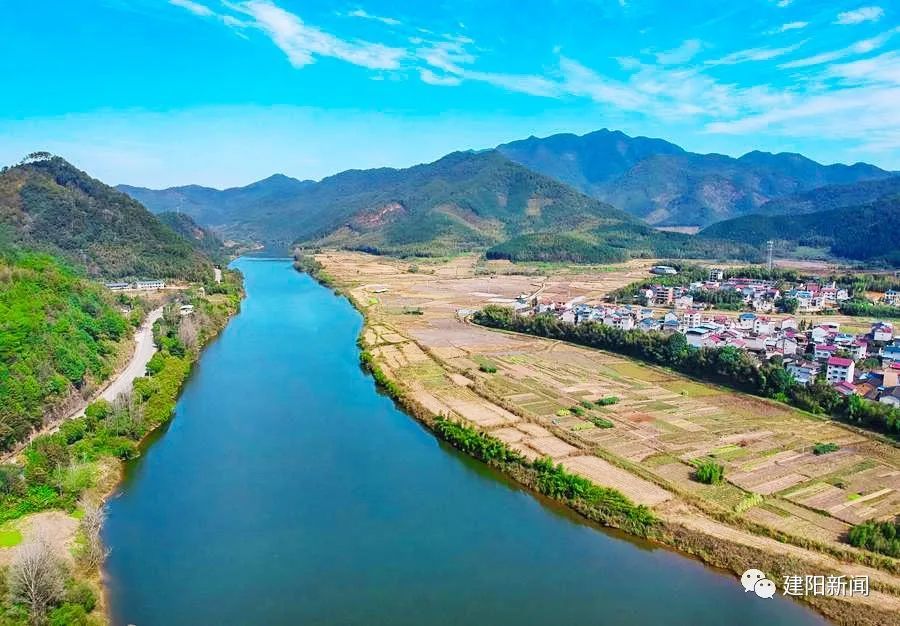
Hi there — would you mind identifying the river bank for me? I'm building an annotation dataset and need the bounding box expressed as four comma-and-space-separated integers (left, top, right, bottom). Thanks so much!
0, 272, 243, 624
297, 251, 900, 626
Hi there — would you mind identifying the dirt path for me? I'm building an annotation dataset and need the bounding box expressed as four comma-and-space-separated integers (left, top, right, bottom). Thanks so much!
2, 306, 164, 463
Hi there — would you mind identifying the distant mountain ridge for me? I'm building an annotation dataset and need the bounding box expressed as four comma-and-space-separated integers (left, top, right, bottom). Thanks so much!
497, 129, 893, 227
0, 155, 213, 279
119, 149, 757, 262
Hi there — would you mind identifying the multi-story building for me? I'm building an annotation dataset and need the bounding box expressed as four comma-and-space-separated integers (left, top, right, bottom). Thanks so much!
826, 356, 855, 384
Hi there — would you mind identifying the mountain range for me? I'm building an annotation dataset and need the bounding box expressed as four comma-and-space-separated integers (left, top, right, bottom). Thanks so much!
497, 129, 894, 227
115, 128, 898, 266
119, 149, 759, 262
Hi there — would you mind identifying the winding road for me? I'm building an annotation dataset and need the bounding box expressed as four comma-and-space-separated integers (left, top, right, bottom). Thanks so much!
2, 306, 165, 462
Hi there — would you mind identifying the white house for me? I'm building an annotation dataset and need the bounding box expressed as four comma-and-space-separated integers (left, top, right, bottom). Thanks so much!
674, 294, 694, 309
786, 360, 820, 386
814, 344, 838, 361
737, 312, 756, 330
872, 322, 894, 343
135, 279, 166, 290
826, 356, 855, 384
685, 327, 713, 348
884, 290, 899, 306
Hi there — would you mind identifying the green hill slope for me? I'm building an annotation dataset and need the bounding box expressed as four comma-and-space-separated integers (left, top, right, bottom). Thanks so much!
757, 176, 900, 215
699, 195, 900, 266
157, 211, 229, 264
0, 251, 131, 449
0, 154, 213, 280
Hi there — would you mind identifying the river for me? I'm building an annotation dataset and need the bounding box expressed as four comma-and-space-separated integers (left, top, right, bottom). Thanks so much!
102, 258, 827, 625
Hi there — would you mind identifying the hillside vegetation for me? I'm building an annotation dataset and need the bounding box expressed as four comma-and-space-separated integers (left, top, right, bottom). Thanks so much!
700, 194, 900, 266
0, 251, 131, 451
157, 211, 228, 264
758, 176, 900, 215
0, 154, 213, 280
498, 129, 892, 227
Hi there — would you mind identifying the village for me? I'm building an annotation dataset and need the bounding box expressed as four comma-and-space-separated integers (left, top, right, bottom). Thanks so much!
520, 268, 900, 408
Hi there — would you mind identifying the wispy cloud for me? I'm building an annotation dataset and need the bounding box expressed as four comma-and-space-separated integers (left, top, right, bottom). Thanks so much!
773, 21, 808, 33
418, 68, 461, 86
835, 6, 884, 25
708, 41, 806, 65
654, 39, 703, 65
169, 0, 214, 17
165, 0, 900, 155
347, 8, 401, 27
779, 27, 899, 68
231, 0, 406, 69
775, 0, 793, 7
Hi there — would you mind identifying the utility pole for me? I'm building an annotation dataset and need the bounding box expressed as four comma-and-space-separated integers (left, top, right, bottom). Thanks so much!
766, 240, 774, 271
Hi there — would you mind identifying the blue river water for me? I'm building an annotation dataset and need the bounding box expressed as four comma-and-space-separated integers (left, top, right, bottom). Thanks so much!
102, 258, 827, 625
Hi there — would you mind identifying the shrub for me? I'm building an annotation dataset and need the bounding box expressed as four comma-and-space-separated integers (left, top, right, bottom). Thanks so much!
49, 603, 89, 626
695, 459, 725, 484
65, 580, 97, 613
479, 363, 497, 374
588, 416, 614, 429
596, 396, 619, 406
813, 442, 840, 455
848, 519, 899, 557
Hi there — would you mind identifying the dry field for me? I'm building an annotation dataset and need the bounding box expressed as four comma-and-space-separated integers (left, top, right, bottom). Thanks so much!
314, 250, 900, 617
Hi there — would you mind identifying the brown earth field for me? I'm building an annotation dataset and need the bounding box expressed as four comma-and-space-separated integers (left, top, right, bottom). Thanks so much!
312, 250, 900, 626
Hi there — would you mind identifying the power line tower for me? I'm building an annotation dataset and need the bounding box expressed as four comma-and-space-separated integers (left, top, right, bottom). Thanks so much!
766, 240, 774, 271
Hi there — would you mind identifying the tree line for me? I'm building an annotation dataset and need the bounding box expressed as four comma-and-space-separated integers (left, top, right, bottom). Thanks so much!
472, 305, 900, 438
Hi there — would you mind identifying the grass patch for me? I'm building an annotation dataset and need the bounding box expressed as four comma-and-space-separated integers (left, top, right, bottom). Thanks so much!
0, 528, 22, 547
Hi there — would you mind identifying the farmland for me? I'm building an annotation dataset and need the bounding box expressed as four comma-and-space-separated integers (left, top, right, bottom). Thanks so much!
311, 250, 900, 622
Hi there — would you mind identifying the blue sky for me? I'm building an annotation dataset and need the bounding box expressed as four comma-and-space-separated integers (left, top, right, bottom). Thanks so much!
1, 0, 898, 187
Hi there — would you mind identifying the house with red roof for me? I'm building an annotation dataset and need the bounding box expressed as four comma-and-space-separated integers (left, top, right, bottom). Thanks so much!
826, 356, 855, 384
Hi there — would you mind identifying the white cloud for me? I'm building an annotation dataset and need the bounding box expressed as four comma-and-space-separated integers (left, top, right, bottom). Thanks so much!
825, 50, 900, 85
231, 0, 406, 70
708, 41, 806, 65
776, 0, 793, 7
835, 6, 884, 25
777, 21, 808, 32
780, 27, 899, 68
347, 9, 401, 27
654, 39, 703, 65
418, 68, 462, 86
169, 0, 214, 17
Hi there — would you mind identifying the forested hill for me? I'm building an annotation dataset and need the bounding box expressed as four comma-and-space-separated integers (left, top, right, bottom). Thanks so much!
756, 176, 900, 216
120, 150, 757, 262
0, 154, 213, 280
497, 129, 893, 227
699, 195, 900, 266
0, 251, 131, 449
157, 211, 228, 264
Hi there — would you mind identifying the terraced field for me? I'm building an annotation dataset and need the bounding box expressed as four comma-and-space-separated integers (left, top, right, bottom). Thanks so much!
312, 250, 900, 622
